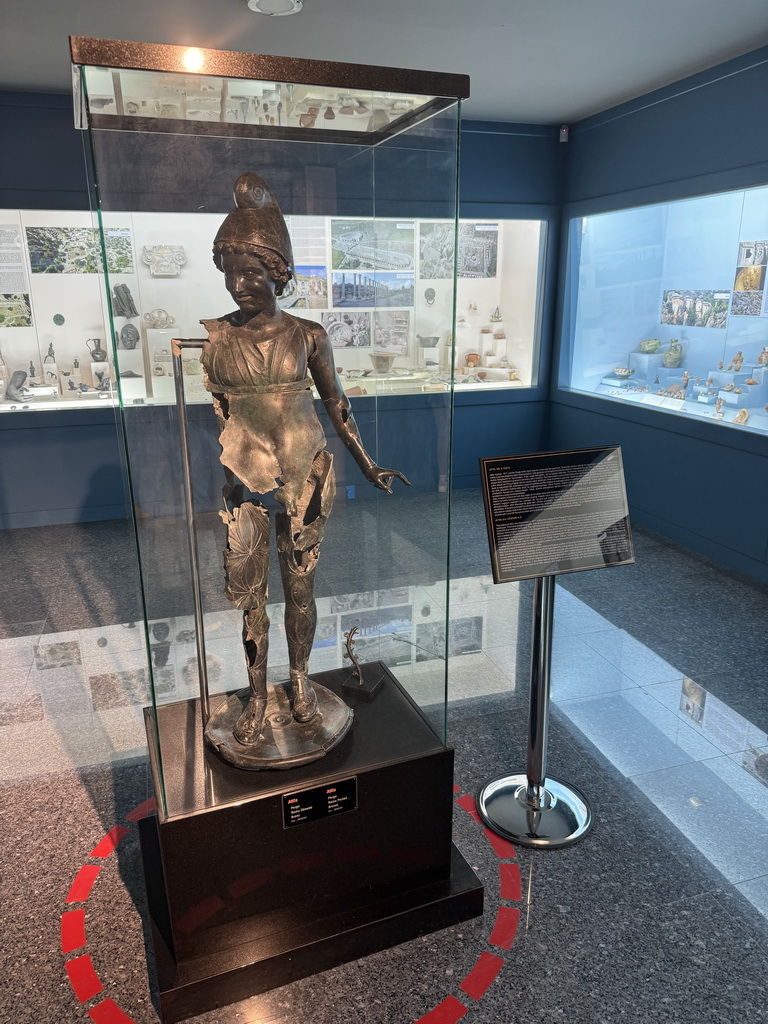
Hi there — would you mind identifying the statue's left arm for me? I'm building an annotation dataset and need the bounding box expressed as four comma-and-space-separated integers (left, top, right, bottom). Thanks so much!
308, 323, 410, 494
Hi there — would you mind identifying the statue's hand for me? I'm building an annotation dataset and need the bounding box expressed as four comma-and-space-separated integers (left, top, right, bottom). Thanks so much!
364, 465, 411, 494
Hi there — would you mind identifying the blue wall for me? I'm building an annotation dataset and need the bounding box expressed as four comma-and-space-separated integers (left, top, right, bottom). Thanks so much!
549, 45, 768, 584
564, 45, 768, 212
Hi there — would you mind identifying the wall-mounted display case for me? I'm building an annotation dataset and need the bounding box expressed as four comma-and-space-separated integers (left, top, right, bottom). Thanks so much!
561, 184, 768, 435
73, 36, 481, 1020
0, 209, 545, 410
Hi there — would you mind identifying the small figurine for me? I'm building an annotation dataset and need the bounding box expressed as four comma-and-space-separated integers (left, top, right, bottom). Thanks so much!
74, 356, 80, 369
758, 346, 768, 367
718, 361, 724, 371
733, 408, 749, 425
490, 306, 501, 322
714, 397, 724, 419
733, 351, 744, 372
726, 361, 733, 372
28, 361, 36, 378
44, 342, 55, 363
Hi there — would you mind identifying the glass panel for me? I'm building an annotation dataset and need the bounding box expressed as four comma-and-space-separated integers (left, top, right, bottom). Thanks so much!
562, 184, 768, 435
0, 209, 117, 409
79, 61, 460, 819
83, 65, 442, 139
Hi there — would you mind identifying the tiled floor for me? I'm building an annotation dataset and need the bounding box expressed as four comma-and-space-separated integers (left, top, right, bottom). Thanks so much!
2, 492, 768, 1023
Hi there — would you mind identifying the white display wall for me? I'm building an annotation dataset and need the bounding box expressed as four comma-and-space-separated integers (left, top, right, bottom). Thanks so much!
0, 210, 545, 412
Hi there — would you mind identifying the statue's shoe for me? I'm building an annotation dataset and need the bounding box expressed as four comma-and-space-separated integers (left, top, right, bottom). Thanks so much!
291, 675, 319, 722
233, 696, 268, 746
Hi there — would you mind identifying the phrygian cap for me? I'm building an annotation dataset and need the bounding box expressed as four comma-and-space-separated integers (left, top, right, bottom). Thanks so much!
213, 172, 293, 269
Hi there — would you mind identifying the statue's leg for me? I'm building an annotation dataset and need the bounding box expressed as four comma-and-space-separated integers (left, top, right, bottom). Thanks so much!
276, 451, 335, 723
220, 498, 271, 746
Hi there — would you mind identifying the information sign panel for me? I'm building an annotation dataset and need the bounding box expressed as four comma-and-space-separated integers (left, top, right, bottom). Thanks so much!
479, 446, 634, 584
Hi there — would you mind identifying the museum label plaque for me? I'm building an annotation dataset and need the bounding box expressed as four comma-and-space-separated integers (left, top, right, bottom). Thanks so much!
479, 446, 634, 584
282, 776, 358, 828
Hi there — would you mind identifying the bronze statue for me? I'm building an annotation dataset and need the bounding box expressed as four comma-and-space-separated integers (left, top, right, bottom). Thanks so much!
201, 173, 408, 767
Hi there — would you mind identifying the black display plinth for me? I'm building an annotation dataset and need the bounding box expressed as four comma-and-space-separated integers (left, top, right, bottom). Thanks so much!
140, 665, 484, 1022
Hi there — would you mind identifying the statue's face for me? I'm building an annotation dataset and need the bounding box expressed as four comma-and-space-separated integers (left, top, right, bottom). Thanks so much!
222, 251, 276, 318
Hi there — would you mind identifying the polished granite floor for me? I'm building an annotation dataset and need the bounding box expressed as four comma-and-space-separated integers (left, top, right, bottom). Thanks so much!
2, 490, 768, 1024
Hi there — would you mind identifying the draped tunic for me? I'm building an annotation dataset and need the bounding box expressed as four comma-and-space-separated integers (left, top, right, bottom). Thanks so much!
200, 311, 327, 507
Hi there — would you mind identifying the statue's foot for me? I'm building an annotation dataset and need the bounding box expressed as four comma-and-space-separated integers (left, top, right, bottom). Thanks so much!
291, 673, 319, 722
233, 696, 268, 746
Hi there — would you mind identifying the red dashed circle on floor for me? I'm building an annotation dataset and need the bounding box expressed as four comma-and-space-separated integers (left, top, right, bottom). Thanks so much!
62, 787, 521, 1023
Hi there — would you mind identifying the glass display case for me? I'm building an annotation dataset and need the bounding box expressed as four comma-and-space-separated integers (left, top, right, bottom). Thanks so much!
73, 36, 481, 1020
561, 184, 768, 435
0, 209, 545, 409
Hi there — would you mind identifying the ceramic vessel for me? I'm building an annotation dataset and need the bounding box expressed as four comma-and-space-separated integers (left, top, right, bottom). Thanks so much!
369, 353, 395, 373
86, 338, 107, 362
638, 338, 662, 353
662, 339, 683, 368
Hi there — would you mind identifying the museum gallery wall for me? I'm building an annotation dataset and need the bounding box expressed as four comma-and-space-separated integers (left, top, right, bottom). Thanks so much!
0, 209, 544, 409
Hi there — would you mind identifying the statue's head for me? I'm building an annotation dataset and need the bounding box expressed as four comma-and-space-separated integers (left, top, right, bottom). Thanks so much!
213, 173, 294, 296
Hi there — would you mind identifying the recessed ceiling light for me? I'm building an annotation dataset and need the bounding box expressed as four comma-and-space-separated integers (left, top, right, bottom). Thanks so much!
247, 0, 303, 14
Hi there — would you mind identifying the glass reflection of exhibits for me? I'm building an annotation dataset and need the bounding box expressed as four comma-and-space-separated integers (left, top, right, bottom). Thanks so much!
563, 183, 768, 435
80, 65, 437, 139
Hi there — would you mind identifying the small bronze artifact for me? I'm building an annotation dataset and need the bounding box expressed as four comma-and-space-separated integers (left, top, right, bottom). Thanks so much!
5, 370, 35, 402
201, 173, 407, 769
343, 626, 363, 684
341, 624, 384, 702
112, 283, 139, 318
119, 323, 140, 349
86, 338, 107, 362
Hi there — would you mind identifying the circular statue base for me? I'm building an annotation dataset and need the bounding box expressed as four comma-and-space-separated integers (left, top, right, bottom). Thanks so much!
204, 680, 353, 771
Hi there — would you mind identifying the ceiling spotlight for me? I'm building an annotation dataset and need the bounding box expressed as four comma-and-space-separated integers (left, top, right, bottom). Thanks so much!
247, 0, 303, 14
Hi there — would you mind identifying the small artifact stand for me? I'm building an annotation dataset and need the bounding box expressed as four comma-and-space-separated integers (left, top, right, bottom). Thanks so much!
477, 446, 634, 848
